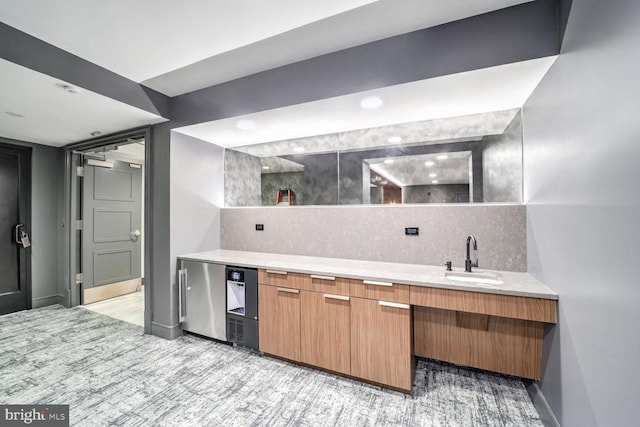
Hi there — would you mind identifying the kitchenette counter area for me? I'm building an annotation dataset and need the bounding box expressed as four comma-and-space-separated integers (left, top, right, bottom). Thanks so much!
178, 249, 558, 393
179, 249, 558, 300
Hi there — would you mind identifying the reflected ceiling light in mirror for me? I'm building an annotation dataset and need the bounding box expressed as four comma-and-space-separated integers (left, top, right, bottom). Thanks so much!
384, 159, 394, 164
436, 154, 448, 160
262, 166, 270, 170
370, 163, 405, 187
432, 180, 439, 184
360, 96, 383, 110
429, 173, 437, 178
293, 146, 305, 152
236, 119, 256, 130
424, 161, 435, 167
387, 136, 402, 143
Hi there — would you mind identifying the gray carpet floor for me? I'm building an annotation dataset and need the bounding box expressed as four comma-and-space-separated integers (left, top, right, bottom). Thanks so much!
0, 305, 543, 426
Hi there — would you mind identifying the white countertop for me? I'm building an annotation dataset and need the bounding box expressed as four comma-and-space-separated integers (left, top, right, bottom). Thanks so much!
178, 249, 558, 300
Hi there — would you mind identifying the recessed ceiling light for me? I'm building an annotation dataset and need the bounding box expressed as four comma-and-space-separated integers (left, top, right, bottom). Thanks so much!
293, 147, 305, 152
360, 96, 383, 110
236, 119, 256, 130
384, 159, 394, 164
432, 180, 439, 184
5, 111, 25, 118
424, 161, 435, 167
429, 173, 437, 178
90, 131, 102, 137
387, 136, 402, 143
262, 166, 270, 170
436, 155, 448, 160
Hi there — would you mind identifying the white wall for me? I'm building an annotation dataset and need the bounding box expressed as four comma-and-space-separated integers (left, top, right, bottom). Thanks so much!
169, 131, 224, 324
523, 1, 640, 426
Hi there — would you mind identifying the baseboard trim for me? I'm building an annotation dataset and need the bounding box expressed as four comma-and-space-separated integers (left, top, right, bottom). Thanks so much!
526, 381, 561, 427
151, 320, 181, 340
32, 294, 65, 309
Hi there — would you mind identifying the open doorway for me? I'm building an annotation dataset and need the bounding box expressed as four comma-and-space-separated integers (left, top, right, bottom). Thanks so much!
67, 130, 148, 329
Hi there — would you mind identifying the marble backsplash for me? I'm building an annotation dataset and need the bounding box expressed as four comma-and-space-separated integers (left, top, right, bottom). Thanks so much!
220, 204, 526, 272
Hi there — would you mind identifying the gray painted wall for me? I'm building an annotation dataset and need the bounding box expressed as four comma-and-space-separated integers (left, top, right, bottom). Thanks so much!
221, 204, 526, 272
523, 1, 640, 426
30, 144, 63, 307
149, 122, 176, 337
168, 132, 224, 336
0, 137, 63, 308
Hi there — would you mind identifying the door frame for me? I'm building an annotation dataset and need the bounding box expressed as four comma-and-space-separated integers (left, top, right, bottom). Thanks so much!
0, 139, 32, 313
64, 126, 152, 334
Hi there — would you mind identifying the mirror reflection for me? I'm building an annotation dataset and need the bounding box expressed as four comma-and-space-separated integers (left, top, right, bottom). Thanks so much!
224, 109, 522, 206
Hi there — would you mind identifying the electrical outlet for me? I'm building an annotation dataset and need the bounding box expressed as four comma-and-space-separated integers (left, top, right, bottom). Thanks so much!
255, 224, 264, 231
405, 227, 419, 236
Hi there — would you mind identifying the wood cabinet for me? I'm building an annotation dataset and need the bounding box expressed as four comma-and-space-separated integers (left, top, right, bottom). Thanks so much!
350, 297, 414, 392
410, 286, 557, 323
259, 269, 415, 392
258, 284, 301, 362
300, 291, 351, 375
349, 278, 409, 303
301, 274, 350, 296
258, 269, 304, 289
257, 266, 555, 389
410, 285, 557, 380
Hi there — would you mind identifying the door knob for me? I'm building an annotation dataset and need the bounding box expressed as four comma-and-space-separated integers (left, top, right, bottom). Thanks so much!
130, 229, 141, 240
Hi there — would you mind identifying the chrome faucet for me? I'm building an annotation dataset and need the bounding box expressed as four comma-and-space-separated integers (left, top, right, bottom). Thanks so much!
465, 235, 478, 272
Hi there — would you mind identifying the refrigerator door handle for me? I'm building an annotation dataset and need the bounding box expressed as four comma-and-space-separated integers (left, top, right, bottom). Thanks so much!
178, 268, 187, 322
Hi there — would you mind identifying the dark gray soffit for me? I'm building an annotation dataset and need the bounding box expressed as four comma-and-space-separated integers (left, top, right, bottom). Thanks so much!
0, 22, 171, 119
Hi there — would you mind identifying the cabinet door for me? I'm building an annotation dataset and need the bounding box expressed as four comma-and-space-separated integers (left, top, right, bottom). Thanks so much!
350, 297, 413, 391
300, 291, 350, 375
258, 284, 301, 361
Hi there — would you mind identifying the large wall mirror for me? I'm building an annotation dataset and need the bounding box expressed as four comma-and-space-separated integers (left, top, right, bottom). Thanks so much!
224, 108, 522, 206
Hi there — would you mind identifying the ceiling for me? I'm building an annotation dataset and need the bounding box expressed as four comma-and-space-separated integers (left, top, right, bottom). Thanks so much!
369, 152, 472, 186
176, 57, 555, 149
0, 59, 165, 146
0, 0, 551, 148
0, 0, 532, 96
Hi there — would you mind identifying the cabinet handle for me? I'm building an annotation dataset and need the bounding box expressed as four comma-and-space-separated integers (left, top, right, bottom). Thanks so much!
178, 269, 187, 322
277, 287, 299, 294
363, 280, 393, 287
311, 274, 335, 281
378, 301, 410, 310
323, 293, 349, 301
266, 269, 288, 275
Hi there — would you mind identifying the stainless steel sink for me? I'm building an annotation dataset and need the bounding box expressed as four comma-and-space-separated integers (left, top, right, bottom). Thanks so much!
444, 271, 503, 286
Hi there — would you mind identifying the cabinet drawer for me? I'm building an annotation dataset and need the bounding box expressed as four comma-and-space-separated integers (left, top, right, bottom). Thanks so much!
258, 269, 304, 289
301, 274, 350, 296
349, 279, 409, 304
